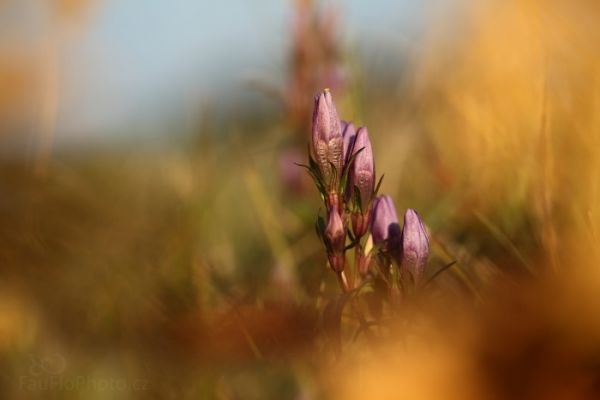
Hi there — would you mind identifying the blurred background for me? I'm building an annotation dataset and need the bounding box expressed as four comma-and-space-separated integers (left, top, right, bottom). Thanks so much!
1, 0, 600, 398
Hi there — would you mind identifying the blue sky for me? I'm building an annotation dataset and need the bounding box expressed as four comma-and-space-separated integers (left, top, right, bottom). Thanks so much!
53, 0, 449, 137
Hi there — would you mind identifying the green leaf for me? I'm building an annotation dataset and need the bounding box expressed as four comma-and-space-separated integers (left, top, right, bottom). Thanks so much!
296, 162, 326, 196
354, 185, 363, 213
424, 261, 457, 288
374, 174, 385, 197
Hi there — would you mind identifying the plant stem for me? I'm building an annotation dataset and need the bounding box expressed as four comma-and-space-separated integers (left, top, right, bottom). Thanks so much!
337, 270, 350, 292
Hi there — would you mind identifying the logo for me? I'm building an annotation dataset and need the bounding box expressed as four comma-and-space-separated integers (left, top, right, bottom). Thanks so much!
19, 353, 148, 393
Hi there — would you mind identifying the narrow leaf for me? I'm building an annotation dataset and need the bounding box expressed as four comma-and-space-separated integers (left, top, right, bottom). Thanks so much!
374, 174, 385, 197
424, 261, 457, 287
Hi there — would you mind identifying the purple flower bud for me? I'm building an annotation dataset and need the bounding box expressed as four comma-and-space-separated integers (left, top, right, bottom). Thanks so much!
312, 89, 343, 187
325, 209, 345, 252
324, 209, 346, 272
328, 251, 345, 274
351, 210, 370, 239
341, 121, 356, 165
371, 195, 401, 254
349, 127, 375, 209
401, 209, 430, 284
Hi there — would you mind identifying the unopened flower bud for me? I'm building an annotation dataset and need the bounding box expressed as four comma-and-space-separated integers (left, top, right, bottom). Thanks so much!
371, 195, 401, 256
325, 209, 345, 253
349, 127, 375, 210
326, 191, 341, 214
311, 89, 343, 187
328, 252, 345, 274
351, 210, 370, 239
400, 209, 430, 284
324, 209, 346, 272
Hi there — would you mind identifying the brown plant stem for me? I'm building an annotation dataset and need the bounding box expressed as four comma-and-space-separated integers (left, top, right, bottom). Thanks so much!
337, 270, 349, 292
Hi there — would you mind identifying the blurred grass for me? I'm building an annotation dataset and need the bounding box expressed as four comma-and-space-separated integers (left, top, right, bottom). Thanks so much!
1, 0, 600, 398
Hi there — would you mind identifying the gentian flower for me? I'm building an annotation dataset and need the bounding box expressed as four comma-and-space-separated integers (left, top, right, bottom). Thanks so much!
311, 89, 343, 189
349, 127, 375, 210
400, 209, 430, 284
371, 195, 402, 257
324, 209, 346, 272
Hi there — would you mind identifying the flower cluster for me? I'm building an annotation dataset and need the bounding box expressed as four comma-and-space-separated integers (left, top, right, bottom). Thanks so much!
303, 89, 430, 295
